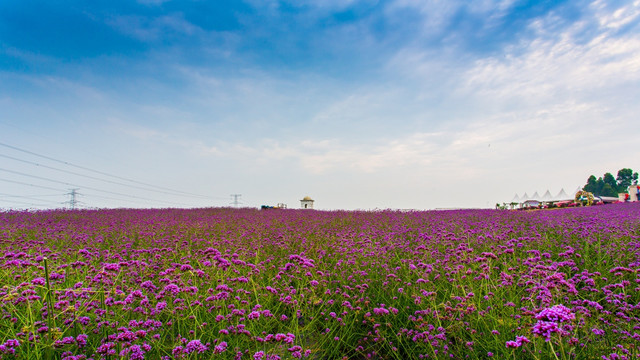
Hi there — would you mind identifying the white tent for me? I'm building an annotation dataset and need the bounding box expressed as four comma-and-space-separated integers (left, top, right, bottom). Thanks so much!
541, 190, 553, 201
522, 192, 530, 201
531, 191, 541, 200
512, 194, 521, 202
572, 187, 582, 197
554, 188, 570, 200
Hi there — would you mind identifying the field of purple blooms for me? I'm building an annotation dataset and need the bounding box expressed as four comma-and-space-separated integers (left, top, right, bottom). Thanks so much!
1, 203, 640, 360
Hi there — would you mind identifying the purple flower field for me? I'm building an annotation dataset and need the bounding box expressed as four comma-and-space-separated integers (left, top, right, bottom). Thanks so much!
1, 203, 639, 359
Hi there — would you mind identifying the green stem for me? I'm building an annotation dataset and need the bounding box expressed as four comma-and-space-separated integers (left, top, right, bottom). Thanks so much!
43, 257, 56, 359
548, 340, 561, 360
43, 257, 57, 330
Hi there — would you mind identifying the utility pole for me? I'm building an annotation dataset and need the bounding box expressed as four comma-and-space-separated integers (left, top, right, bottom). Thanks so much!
230, 194, 242, 208
66, 188, 80, 210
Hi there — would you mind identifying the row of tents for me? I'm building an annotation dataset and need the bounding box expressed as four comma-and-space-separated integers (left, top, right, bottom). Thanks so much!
505, 187, 621, 209
511, 188, 578, 203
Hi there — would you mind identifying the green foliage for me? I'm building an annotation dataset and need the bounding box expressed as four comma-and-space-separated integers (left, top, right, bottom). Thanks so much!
583, 168, 637, 196
617, 168, 639, 190
583, 175, 598, 194
603, 173, 616, 190
601, 184, 617, 197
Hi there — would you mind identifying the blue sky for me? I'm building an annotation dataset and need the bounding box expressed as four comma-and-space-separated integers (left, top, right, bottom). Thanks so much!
1, 0, 639, 210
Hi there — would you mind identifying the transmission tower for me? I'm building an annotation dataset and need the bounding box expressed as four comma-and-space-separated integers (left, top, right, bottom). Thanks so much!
66, 188, 80, 210
230, 194, 242, 208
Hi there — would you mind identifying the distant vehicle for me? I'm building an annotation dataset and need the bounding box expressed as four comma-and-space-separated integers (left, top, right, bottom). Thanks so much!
261, 203, 287, 210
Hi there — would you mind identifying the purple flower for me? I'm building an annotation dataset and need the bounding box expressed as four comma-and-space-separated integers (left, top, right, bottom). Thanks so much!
506, 335, 529, 348
54, 336, 76, 347
172, 345, 184, 356
164, 284, 181, 295
248, 311, 261, 320
373, 307, 389, 315
128, 345, 146, 360
532, 321, 566, 341
104, 263, 120, 272
140, 280, 157, 291
506, 340, 520, 348
185, 339, 208, 354
4, 340, 20, 348
214, 341, 228, 354
535, 305, 575, 323
76, 334, 88, 348
0, 339, 20, 354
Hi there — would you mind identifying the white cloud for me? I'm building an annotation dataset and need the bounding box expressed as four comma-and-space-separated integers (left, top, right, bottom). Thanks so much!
591, 0, 640, 30
202, 133, 441, 173
462, 2, 640, 103
106, 14, 201, 42
107, 118, 168, 141
385, 0, 460, 36
384, 0, 518, 38
157, 0, 639, 181
186, 100, 601, 175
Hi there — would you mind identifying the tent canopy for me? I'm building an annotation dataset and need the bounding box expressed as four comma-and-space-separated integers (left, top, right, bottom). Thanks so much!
510, 187, 578, 203
554, 188, 570, 200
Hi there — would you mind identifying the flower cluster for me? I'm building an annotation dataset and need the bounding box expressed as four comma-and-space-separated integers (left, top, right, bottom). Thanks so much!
506, 335, 530, 348
532, 304, 575, 341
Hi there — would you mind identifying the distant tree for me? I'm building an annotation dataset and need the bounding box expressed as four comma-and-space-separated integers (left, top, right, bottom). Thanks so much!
617, 168, 638, 191
601, 183, 618, 197
603, 173, 617, 191
595, 177, 605, 196
583, 168, 637, 196
583, 175, 597, 193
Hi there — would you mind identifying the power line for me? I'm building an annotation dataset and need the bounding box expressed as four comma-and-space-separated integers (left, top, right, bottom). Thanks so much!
0, 168, 196, 207
0, 192, 63, 205
0, 193, 62, 198
0, 153, 222, 199
0, 141, 225, 199
0, 177, 66, 192
0, 193, 64, 205
0, 198, 62, 207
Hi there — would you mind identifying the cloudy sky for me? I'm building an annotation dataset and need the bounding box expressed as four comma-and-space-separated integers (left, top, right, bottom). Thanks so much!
1, 0, 638, 210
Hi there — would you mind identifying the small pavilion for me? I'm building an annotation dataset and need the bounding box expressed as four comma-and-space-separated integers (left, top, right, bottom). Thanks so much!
300, 196, 314, 209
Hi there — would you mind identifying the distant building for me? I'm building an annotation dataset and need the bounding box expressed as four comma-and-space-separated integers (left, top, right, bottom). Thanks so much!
300, 196, 314, 209
620, 185, 640, 202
